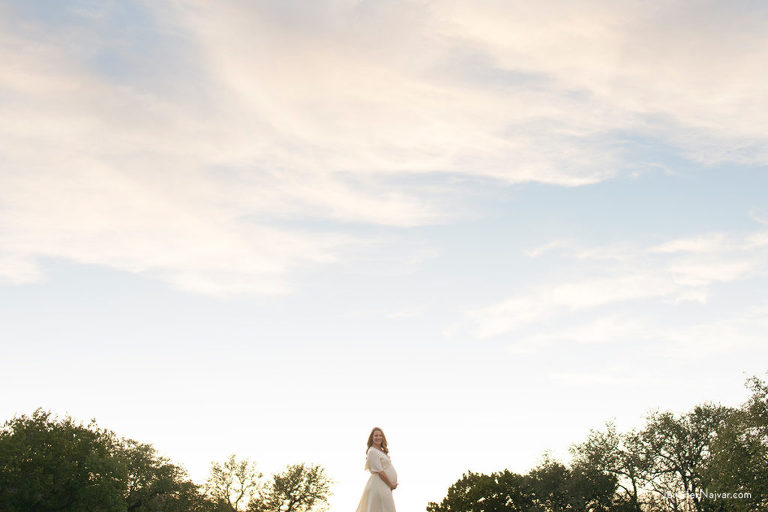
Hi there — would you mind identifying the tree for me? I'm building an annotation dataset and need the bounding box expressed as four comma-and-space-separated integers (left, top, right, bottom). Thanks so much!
121, 439, 206, 512
0, 409, 127, 512
703, 376, 768, 512
426, 470, 534, 512
527, 456, 571, 511
638, 404, 731, 512
427, 377, 767, 512
206, 454, 263, 512
0, 409, 208, 512
251, 463, 332, 512
565, 458, 620, 512
571, 422, 646, 512
426, 456, 616, 512
526, 454, 616, 512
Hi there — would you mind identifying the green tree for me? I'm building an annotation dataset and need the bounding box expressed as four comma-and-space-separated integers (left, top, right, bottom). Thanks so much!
250, 463, 332, 512
426, 457, 616, 512
527, 456, 571, 511
638, 404, 731, 512
427, 377, 768, 512
121, 439, 206, 512
564, 458, 619, 512
703, 376, 768, 512
0, 409, 127, 512
426, 470, 487, 512
571, 423, 646, 512
0, 409, 209, 512
206, 455, 263, 512
426, 470, 535, 512
526, 455, 616, 512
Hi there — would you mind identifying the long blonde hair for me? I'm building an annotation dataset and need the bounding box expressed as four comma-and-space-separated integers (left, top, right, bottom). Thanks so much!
366, 427, 389, 455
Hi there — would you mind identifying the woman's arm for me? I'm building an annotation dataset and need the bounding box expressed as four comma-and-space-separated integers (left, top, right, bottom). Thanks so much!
376, 471, 397, 489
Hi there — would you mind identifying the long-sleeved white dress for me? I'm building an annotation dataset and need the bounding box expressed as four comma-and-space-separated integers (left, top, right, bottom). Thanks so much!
355, 446, 397, 512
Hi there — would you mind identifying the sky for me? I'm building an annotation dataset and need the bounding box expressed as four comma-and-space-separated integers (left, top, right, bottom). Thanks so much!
1, 0, 767, 510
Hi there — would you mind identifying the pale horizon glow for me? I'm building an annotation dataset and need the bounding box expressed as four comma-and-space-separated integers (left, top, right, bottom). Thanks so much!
2, 1, 768, 510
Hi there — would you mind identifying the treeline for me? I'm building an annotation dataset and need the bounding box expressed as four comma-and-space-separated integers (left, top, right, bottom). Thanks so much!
0, 410, 331, 512
427, 376, 767, 512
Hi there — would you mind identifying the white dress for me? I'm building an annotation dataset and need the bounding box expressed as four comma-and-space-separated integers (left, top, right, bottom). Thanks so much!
355, 446, 397, 512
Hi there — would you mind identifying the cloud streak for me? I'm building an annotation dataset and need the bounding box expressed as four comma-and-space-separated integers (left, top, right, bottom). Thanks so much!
467, 228, 768, 354
2, 1, 768, 293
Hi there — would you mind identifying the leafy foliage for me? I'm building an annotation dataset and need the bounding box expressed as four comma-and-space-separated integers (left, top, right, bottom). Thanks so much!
427, 457, 616, 512
702, 377, 768, 512
0, 409, 128, 512
205, 455, 263, 512
430, 375, 768, 512
250, 463, 333, 512
0, 409, 331, 512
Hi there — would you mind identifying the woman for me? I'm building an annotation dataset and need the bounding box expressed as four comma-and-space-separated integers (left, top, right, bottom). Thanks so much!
355, 427, 398, 512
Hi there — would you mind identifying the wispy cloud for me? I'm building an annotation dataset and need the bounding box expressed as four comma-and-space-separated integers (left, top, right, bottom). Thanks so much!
468, 273, 678, 338
438, 1, 768, 165
467, 228, 768, 354
2, 1, 768, 294
648, 234, 729, 254
0, 7, 436, 294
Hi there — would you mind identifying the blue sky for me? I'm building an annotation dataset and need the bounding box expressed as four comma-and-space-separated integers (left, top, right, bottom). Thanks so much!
2, 1, 768, 510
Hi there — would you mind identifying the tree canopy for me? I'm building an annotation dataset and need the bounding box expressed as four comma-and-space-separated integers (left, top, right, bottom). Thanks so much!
429, 375, 768, 512
0, 410, 331, 512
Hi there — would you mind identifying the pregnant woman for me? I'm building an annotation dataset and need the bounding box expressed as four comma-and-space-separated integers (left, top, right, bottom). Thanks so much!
355, 427, 398, 512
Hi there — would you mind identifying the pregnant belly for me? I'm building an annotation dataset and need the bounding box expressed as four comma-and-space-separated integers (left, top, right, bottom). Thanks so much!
384, 465, 397, 484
